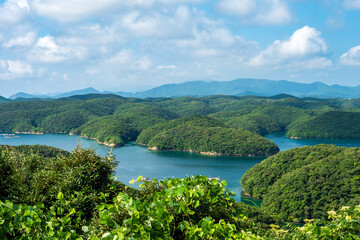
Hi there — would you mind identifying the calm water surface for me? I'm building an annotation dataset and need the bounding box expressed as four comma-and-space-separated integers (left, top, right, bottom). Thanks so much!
2, 132, 360, 201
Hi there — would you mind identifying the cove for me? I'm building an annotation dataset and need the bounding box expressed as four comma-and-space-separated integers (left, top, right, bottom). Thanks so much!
2, 132, 360, 201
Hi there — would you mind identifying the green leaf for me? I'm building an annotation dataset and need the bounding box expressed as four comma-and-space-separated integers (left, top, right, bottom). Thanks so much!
57, 192, 64, 200
194, 200, 200, 208
179, 222, 187, 232
136, 176, 144, 182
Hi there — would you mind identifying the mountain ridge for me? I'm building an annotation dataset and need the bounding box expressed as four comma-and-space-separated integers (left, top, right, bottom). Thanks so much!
6, 78, 360, 100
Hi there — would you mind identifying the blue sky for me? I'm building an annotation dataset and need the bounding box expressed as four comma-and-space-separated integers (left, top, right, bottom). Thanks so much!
1, 0, 360, 97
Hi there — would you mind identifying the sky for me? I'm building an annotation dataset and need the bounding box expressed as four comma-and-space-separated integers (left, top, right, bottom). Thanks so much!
1, 0, 360, 97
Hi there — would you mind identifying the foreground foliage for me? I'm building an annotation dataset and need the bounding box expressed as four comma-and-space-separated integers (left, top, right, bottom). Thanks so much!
1, 176, 360, 239
1, 145, 360, 239
0, 145, 117, 218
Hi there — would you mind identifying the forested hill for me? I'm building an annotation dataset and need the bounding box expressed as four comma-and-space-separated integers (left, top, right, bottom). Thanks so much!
241, 145, 360, 222
137, 116, 279, 156
286, 111, 360, 139
1, 94, 360, 149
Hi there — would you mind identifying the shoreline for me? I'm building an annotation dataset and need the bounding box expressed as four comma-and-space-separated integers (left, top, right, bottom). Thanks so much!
288, 136, 302, 139
6, 131, 121, 148
80, 134, 119, 148
14, 131, 44, 135
144, 144, 272, 157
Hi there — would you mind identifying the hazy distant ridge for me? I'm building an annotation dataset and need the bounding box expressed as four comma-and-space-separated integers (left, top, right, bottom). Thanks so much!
6, 79, 360, 99
130, 79, 360, 98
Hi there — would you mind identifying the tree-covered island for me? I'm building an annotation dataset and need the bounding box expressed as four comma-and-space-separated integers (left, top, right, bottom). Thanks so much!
137, 116, 279, 156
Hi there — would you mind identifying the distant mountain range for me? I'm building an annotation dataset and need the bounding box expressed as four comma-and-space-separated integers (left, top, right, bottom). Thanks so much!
8, 87, 100, 99
5, 79, 360, 100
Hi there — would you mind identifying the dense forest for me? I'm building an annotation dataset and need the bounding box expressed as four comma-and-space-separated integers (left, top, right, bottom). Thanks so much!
241, 145, 360, 222
286, 111, 360, 139
1, 145, 360, 239
137, 116, 279, 156
1, 94, 360, 151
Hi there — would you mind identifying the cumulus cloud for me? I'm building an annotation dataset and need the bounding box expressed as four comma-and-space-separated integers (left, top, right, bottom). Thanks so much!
340, 46, 360, 66
30, 0, 204, 22
0, 1, 35, 50
0, 59, 33, 80
218, 0, 256, 16
218, 0, 291, 25
29, 36, 87, 63
106, 49, 153, 71
2, 31, 36, 48
292, 57, 333, 69
30, 0, 119, 22
157, 65, 177, 70
173, 27, 256, 59
0, 0, 29, 24
55, 23, 128, 59
343, 0, 360, 9
250, 26, 328, 67
120, 6, 194, 37
176, 28, 236, 49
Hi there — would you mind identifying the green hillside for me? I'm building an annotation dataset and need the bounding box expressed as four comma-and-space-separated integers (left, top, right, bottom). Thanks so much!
137, 116, 279, 156
287, 111, 360, 139
241, 145, 360, 222
0, 94, 360, 148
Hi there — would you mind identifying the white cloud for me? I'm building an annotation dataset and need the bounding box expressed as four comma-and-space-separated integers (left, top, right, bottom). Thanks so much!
340, 46, 360, 66
218, 0, 291, 25
136, 57, 153, 71
175, 28, 235, 48
173, 27, 251, 58
157, 65, 177, 70
121, 12, 160, 37
0, 1, 35, 50
218, 0, 256, 16
343, 0, 360, 9
292, 57, 333, 69
105, 49, 153, 71
31, 0, 119, 22
29, 35, 87, 63
107, 50, 132, 64
250, 26, 328, 66
0, 0, 29, 24
52, 23, 129, 60
120, 6, 193, 37
8, 60, 33, 75
30, 0, 204, 22
0, 59, 33, 80
2, 31, 36, 48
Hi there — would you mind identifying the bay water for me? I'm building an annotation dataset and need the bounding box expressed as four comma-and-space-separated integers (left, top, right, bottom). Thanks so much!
2, 132, 360, 201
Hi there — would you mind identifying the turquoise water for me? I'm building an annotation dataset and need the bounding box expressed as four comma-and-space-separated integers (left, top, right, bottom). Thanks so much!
2, 132, 360, 201
265, 132, 360, 151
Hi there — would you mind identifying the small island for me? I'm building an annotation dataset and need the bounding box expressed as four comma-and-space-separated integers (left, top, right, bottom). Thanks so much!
137, 116, 280, 156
